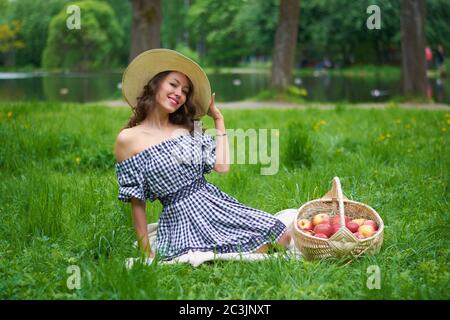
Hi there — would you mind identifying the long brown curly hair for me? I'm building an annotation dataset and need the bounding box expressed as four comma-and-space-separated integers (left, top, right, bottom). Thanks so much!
123, 70, 205, 133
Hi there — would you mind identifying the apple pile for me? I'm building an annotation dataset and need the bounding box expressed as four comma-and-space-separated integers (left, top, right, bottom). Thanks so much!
297, 213, 379, 240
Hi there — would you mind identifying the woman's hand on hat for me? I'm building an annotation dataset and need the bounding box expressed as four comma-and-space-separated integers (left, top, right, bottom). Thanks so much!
207, 93, 224, 121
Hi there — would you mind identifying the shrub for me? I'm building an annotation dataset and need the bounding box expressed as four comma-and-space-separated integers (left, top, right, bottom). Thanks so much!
283, 121, 313, 169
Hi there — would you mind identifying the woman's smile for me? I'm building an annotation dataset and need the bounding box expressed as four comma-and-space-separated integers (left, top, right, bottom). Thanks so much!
168, 96, 179, 106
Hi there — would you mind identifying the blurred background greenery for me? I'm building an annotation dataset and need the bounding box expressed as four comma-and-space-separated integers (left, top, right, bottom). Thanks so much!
0, 0, 448, 104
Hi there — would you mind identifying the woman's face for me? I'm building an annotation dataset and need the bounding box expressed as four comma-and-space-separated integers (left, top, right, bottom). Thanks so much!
155, 71, 190, 113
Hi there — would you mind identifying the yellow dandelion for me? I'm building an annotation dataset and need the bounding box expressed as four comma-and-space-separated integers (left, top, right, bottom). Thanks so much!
7, 111, 13, 118
75, 157, 81, 164
442, 127, 447, 132
447, 119, 450, 125
386, 133, 391, 138
313, 120, 326, 132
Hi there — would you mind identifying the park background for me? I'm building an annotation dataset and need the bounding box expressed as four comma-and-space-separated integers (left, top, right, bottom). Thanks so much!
0, 0, 448, 300
0, 0, 449, 104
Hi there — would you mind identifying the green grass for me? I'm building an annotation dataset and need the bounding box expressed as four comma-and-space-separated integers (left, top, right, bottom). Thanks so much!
0, 102, 449, 299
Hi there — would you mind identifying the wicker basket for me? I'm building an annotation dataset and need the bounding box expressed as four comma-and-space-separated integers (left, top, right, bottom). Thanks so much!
292, 177, 384, 260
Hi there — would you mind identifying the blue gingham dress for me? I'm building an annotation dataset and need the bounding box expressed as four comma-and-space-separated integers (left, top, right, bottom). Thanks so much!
115, 130, 287, 261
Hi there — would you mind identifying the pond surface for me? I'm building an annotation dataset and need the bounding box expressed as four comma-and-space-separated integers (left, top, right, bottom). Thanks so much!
0, 71, 448, 104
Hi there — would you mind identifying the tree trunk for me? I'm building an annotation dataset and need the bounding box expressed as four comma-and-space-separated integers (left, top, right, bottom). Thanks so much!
271, 0, 300, 91
400, 0, 427, 97
129, 0, 162, 62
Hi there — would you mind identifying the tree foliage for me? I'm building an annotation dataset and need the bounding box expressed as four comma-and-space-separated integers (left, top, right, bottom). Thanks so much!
184, 0, 449, 66
1, 0, 449, 69
42, 0, 123, 71
0, 0, 10, 22
102, 0, 132, 67
426, 0, 450, 48
162, 0, 189, 50
0, 21, 25, 53
234, 0, 279, 58
187, 0, 250, 66
10, 0, 70, 67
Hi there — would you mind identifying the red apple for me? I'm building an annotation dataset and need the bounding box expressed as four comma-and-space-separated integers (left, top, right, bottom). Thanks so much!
331, 215, 350, 226
351, 218, 366, 226
312, 213, 330, 226
297, 218, 313, 231
363, 220, 379, 231
346, 222, 360, 233
313, 223, 334, 238
314, 233, 328, 239
331, 224, 341, 235
358, 225, 375, 237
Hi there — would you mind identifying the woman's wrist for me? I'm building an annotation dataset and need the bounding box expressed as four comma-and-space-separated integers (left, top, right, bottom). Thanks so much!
214, 117, 225, 133
215, 127, 226, 136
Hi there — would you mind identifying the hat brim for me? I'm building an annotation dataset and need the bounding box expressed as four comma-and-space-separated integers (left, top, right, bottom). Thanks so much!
122, 49, 211, 118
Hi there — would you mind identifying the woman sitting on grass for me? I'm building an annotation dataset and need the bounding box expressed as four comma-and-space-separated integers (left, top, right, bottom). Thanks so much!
114, 49, 290, 261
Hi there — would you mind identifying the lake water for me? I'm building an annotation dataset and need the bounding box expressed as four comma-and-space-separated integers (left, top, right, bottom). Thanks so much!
0, 71, 448, 105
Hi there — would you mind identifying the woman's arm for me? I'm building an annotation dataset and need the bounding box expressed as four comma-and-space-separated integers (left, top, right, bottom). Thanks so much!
131, 198, 154, 258
207, 93, 230, 173
213, 117, 230, 173
115, 130, 153, 258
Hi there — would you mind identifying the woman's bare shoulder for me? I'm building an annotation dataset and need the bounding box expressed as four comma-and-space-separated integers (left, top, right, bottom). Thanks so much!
114, 128, 138, 162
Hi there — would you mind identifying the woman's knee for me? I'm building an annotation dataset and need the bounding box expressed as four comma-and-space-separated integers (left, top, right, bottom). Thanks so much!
254, 243, 269, 254
254, 231, 291, 254
278, 231, 291, 247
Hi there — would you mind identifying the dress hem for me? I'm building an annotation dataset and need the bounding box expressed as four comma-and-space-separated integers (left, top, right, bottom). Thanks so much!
156, 218, 288, 262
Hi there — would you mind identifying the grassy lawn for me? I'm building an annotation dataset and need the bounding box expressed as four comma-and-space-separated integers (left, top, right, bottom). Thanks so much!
0, 102, 448, 299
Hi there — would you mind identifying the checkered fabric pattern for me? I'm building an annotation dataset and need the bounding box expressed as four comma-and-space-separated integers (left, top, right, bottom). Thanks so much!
115, 131, 287, 261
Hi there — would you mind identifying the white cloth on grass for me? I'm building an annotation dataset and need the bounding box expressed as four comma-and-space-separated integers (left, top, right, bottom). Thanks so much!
125, 208, 300, 269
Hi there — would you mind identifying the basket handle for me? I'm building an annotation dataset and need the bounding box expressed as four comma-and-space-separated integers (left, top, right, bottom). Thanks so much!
321, 177, 347, 227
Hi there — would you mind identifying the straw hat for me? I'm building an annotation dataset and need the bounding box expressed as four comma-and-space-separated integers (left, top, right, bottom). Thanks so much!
122, 48, 211, 118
